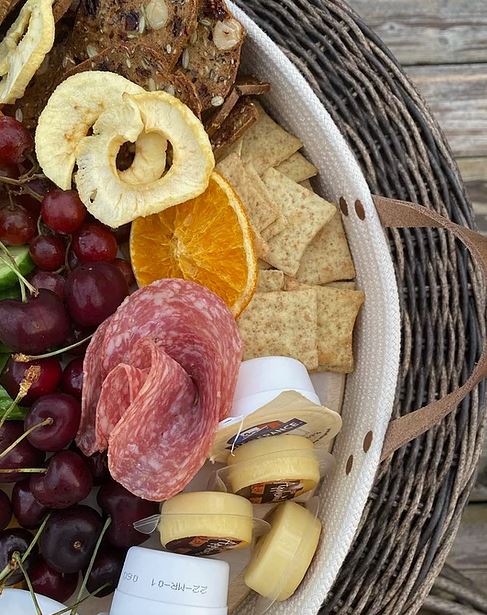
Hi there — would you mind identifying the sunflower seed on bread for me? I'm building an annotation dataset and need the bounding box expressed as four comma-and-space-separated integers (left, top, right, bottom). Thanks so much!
181, 0, 244, 111
67, 0, 199, 68
65, 43, 202, 116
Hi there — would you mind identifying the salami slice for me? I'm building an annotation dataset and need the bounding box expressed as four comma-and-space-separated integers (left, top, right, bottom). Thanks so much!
77, 279, 243, 499
95, 364, 148, 453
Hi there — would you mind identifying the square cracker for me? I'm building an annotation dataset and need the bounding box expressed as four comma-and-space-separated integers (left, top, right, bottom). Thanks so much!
300, 179, 314, 191
238, 289, 318, 370
296, 210, 355, 284
217, 154, 278, 232
257, 270, 285, 292
240, 106, 302, 174
315, 286, 365, 373
260, 170, 335, 276
275, 152, 317, 183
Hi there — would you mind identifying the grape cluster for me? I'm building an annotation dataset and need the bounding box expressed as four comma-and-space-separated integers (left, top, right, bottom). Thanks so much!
0, 115, 150, 604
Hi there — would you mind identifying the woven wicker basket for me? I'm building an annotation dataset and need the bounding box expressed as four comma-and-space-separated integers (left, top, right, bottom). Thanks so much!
233, 1, 487, 613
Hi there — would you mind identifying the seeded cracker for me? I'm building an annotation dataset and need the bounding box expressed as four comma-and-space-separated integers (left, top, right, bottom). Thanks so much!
240, 105, 302, 175
217, 153, 278, 233
296, 209, 355, 284
275, 152, 317, 183
67, 0, 199, 69
182, 0, 244, 111
300, 179, 313, 190
260, 169, 335, 276
237, 289, 319, 370
256, 269, 285, 292
65, 43, 203, 117
314, 287, 365, 373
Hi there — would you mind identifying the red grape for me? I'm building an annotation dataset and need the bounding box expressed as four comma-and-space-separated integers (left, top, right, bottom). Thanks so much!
0, 116, 33, 165
113, 258, 135, 287
0, 289, 70, 353
30, 556, 79, 603
67, 248, 79, 271
97, 479, 158, 548
0, 162, 20, 181
41, 191, 86, 235
0, 528, 38, 583
65, 262, 128, 327
0, 422, 45, 483
0, 490, 12, 530
86, 544, 125, 597
0, 204, 36, 245
41, 505, 102, 573
72, 223, 118, 263
29, 270, 65, 299
30, 450, 93, 509
61, 358, 83, 399
0, 357, 62, 404
24, 393, 81, 452
29, 235, 66, 271
16, 193, 41, 218
11, 479, 49, 529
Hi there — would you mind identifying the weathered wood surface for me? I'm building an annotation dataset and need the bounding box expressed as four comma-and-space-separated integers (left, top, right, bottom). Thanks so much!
457, 158, 487, 235
346, 1, 487, 66
405, 64, 487, 159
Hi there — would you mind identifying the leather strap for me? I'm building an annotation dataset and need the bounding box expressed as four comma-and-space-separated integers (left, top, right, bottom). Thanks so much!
372, 195, 487, 462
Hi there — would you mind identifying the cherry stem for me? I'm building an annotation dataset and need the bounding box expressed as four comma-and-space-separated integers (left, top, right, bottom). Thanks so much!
0, 513, 50, 587
0, 241, 38, 299
0, 467, 47, 473
74, 516, 112, 609
0, 417, 53, 459
53, 584, 110, 615
13, 552, 43, 615
14, 333, 93, 362
0, 366, 40, 428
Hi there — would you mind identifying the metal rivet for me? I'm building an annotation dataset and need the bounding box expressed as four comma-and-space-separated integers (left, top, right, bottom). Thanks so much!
363, 431, 373, 453
345, 454, 354, 475
355, 199, 365, 220
339, 196, 348, 216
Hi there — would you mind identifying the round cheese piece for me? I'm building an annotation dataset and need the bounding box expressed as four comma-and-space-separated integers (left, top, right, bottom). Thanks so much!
159, 491, 253, 556
226, 435, 320, 503
244, 501, 321, 602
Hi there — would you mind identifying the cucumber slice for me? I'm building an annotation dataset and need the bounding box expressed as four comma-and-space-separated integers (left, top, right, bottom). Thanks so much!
0, 245, 35, 291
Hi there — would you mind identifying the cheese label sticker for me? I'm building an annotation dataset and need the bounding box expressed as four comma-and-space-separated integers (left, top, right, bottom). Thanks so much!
227, 418, 306, 449
165, 536, 242, 556
237, 480, 305, 504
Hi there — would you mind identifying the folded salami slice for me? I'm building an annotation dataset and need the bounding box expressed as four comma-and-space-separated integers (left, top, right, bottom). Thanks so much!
77, 279, 243, 499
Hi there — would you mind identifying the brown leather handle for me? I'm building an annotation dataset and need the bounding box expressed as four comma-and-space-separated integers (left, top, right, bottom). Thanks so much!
372, 195, 487, 462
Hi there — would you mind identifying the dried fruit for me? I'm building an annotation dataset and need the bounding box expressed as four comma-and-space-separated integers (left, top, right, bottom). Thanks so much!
75, 90, 214, 228
0, 0, 55, 104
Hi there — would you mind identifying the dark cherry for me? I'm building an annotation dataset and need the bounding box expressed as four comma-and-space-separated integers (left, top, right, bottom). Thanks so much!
41, 505, 103, 573
0, 489, 12, 530
113, 258, 135, 287
112, 223, 131, 243
0, 116, 34, 165
30, 450, 92, 509
11, 479, 49, 529
73, 223, 118, 263
86, 544, 126, 597
97, 479, 158, 549
0, 204, 36, 245
0, 527, 38, 583
28, 271, 65, 299
83, 450, 108, 486
0, 289, 70, 353
61, 358, 83, 399
65, 262, 128, 327
25, 393, 81, 451
30, 556, 79, 603
0, 422, 45, 483
41, 191, 86, 235
63, 326, 92, 357
0, 357, 62, 404
29, 235, 66, 271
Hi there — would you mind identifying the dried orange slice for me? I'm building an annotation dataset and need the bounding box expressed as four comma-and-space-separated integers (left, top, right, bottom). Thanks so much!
130, 172, 258, 316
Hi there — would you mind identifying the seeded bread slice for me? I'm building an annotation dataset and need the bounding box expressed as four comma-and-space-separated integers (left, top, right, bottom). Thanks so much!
65, 43, 203, 117
211, 96, 258, 157
180, 0, 244, 111
67, 0, 199, 68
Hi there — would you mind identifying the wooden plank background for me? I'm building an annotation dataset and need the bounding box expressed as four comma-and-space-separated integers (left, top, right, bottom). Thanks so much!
348, 0, 487, 235
347, 0, 487, 603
